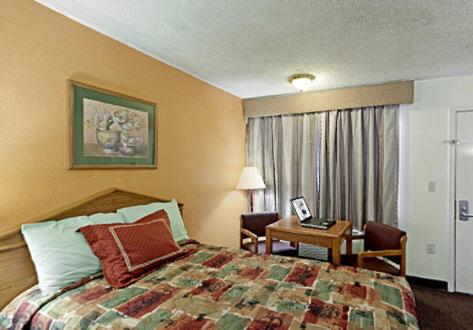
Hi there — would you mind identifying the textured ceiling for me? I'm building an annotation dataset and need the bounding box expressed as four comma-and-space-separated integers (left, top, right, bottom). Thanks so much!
37, 0, 473, 98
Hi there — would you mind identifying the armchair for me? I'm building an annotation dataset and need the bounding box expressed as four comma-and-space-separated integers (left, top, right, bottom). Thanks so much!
342, 221, 407, 276
240, 212, 298, 256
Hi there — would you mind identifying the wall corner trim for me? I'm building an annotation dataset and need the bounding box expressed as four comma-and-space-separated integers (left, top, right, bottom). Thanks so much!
243, 80, 414, 118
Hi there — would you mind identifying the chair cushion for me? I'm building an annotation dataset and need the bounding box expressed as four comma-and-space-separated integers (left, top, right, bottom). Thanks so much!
341, 254, 400, 276
364, 221, 405, 264
365, 221, 405, 251
241, 212, 279, 237
243, 241, 298, 257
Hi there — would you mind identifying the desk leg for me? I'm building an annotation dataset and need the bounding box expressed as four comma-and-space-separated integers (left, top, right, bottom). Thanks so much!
332, 239, 341, 266
346, 222, 353, 254
346, 239, 353, 255
265, 229, 272, 255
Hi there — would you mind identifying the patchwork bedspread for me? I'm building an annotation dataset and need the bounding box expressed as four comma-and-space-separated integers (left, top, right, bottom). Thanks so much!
0, 242, 418, 329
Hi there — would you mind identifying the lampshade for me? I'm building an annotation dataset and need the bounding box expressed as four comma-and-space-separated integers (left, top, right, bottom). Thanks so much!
236, 167, 266, 190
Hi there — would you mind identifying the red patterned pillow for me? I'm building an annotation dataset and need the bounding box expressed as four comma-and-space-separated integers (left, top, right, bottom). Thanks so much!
79, 210, 187, 288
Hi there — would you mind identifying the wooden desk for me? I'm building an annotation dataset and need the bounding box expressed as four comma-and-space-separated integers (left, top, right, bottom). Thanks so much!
265, 216, 352, 266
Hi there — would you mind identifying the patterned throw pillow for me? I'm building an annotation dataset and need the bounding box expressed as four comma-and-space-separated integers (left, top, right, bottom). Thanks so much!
117, 200, 189, 243
79, 210, 188, 288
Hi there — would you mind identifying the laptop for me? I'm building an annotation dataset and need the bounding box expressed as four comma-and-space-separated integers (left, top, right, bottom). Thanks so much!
290, 196, 335, 230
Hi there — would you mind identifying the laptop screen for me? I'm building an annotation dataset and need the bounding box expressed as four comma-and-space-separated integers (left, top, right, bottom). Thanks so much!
290, 196, 312, 222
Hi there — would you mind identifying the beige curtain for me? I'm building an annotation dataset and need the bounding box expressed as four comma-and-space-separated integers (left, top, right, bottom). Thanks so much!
247, 113, 320, 218
246, 105, 399, 229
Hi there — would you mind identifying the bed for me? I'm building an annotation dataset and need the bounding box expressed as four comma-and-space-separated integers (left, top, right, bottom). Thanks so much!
0, 188, 419, 329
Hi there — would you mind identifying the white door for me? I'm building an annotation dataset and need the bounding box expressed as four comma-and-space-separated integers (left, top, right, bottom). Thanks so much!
455, 110, 473, 294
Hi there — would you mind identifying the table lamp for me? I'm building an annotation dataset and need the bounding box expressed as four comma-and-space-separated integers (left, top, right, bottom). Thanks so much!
236, 166, 266, 212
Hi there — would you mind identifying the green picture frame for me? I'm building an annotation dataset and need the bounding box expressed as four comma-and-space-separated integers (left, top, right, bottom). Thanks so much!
69, 81, 157, 169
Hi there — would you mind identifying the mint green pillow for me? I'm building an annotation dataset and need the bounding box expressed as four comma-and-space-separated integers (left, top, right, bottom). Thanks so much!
22, 212, 125, 294
88, 212, 126, 224
117, 199, 189, 242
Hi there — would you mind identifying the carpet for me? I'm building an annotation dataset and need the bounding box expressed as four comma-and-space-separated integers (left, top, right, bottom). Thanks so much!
411, 284, 473, 329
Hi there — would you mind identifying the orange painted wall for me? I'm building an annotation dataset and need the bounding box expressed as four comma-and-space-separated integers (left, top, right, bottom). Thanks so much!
0, 0, 246, 248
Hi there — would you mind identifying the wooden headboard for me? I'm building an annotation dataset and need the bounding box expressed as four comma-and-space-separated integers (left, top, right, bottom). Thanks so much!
0, 188, 183, 310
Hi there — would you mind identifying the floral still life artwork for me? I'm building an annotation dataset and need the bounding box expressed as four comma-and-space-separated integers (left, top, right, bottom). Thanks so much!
70, 81, 156, 169
83, 99, 148, 158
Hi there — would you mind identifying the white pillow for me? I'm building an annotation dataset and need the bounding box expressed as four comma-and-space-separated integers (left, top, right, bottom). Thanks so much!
117, 199, 189, 242
22, 212, 125, 294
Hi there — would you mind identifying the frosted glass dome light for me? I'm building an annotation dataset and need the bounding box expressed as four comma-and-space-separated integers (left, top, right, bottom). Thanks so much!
289, 73, 315, 92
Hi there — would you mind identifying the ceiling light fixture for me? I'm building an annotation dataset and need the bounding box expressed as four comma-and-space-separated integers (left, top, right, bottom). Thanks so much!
289, 73, 315, 92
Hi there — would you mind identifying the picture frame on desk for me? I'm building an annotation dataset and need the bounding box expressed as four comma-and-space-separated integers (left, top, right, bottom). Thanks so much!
290, 196, 312, 221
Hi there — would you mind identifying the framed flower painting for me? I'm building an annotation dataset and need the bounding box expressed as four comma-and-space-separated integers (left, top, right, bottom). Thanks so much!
70, 81, 156, 169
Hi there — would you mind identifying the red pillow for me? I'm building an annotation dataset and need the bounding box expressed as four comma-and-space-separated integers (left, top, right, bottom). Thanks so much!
79, 210, 187, 288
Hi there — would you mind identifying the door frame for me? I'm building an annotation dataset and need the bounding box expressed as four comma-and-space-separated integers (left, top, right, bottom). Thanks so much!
447, 106, 473, 292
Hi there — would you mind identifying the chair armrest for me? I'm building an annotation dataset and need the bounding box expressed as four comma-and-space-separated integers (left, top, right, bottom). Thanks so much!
343, 232, 365, 254
357, 249, 402, 268
240, 228, 259, 254
345, 233, 364, 254
345, 234, 365, 241
359, 249, 402, 258
240, 228, 258, 241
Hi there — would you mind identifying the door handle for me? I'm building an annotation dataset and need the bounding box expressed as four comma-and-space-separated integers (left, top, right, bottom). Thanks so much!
459, 200, 473, 221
